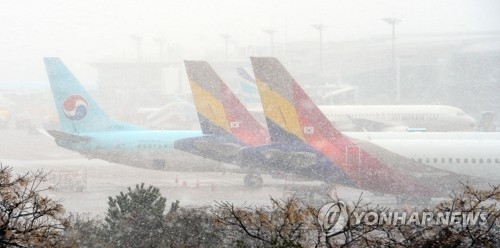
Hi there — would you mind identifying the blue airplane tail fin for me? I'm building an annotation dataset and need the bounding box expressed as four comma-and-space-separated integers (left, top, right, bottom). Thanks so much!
44, 57, 142, 133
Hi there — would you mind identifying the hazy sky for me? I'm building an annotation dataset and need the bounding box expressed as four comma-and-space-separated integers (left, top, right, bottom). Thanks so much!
0, 0, 499, 84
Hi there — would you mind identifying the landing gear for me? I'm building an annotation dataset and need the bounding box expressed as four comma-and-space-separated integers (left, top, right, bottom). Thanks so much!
152, 159, 166, 170
244, 174, 263, 188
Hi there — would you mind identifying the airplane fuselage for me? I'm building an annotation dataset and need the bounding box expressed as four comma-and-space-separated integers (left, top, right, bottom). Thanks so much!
250, 105, 477, 132
319, 105, 477, 132
54, 130, 207, 169
344, 132, 500, 180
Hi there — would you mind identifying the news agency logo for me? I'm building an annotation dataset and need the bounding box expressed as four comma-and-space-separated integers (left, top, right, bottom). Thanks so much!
318, 201, 489, 236
317, 201, 348, 235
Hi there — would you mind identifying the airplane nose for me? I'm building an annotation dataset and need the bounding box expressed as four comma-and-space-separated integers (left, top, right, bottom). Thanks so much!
467, 116, 477, 129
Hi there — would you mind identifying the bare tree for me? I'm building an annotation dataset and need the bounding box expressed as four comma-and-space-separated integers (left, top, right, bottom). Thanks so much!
214, 183, 500, 248
214, 196, 320, 247
0, 164, 69, 247
364, 183, 500, 247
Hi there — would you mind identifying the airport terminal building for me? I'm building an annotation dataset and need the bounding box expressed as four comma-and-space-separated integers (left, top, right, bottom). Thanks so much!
90, 31, 500, 128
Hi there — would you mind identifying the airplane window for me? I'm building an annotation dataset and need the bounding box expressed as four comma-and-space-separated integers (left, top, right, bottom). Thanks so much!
448, 158, 453, 163
441, 158, 445, 163
464, 158, 468, 163
479, 159, 483, 164
433, 158, 437, 163
418, 158, 422, 163
456, 158, 460, 163
137, 145, 141, 149
425, 158, 430, 163
487, 158, 491, 163
496, 158, 500, 163
471, 158, 476, 164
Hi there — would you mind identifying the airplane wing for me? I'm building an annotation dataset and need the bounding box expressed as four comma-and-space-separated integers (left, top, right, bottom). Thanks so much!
260, 149, 317, 169
347, 116, 409, 132
192, 139, 242, 158
174, 135, 243, 163
46, 130, 91, 142
37, 128, 55, 139
250, 56, 490, 199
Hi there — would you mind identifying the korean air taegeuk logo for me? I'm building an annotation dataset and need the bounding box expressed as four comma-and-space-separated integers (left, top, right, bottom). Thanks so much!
63, 95, 88, 121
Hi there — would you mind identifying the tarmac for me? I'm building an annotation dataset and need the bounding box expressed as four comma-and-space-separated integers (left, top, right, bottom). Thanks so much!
0, 128, 435, 217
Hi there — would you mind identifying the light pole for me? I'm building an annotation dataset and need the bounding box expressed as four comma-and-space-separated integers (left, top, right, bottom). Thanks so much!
263, 29, 277, 56
311, 24, 326, 71
130, 35, 142, 62
154, 38, 165, 58
382, 17, 401, 102
219, 33, 231, 61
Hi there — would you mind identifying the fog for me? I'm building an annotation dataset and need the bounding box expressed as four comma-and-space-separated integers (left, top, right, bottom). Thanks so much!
0, 1, 499, 245
1, 0, 499, 82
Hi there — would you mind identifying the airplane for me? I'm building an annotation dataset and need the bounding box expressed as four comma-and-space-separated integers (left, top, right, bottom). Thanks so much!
237, 67, 357, 107
178, 61, 388, 187
178, 60, 374, 187
248, 103, 477, 132
177, 61, 384, 188
239, 72, 476, 132
139, 101, 199, 130
244, 57, 488, 202
235, 67, 262, 106
179, 60, 499, 191
318, 104, 476, 132
342, 131, 500, 180
44, 57, 217, 170
173, 60, 271, 185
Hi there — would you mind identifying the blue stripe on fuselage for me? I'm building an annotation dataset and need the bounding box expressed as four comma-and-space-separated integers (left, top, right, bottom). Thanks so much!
60, 130, 203, 152
239, 142, 355, 187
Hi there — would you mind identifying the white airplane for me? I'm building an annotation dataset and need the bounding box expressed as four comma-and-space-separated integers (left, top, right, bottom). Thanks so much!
319, 104, 476, 132
249, 104, 476, 132
240, 59, 496, 182
241, 70, 477, 132
344, 132, 500, 181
